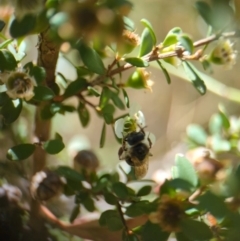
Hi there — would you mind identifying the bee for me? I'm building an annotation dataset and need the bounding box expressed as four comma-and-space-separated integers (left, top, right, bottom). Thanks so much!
118, 127, 152, 179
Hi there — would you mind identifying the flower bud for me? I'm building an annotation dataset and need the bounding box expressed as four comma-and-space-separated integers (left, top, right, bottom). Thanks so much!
209, 39, 237, 69
117, 30, 140, 56
125, 68, 153, 91
5, 71, 35, 101
73, 150, 99, 174
30, 171, 66, 201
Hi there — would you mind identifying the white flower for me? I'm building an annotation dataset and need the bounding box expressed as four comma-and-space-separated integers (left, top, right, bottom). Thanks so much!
114, 104, 156, 145
114, 104, 146, 139
5, 70, 35, 101
210, 39, 237, 69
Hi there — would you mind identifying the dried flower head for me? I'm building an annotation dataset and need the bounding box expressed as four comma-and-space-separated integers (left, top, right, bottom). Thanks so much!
210, 39, 237, 69
30, 171, 66, 201
5, 71, 35, 101
149, 194, 185, 232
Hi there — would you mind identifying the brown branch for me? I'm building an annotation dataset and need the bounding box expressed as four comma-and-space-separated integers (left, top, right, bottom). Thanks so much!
117, 202, 130, 233
29, 27, 60, 237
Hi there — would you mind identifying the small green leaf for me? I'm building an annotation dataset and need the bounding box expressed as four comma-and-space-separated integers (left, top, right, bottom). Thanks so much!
140, 19, 156, 45
10, 15, 36, 38
103, 192, 117, 205
82, 196, 95, 212
101, 103, 115, 124
125, 201, 149, 217
100, 122, 106, 148
0, 20, 5, 32
125, 57, 149, 67
110, 93, 125, 110
77, 102, 90, 127
0, 49, 17, 71
7, 144, 35, 161
1, 99, 22, 124
137, 185, 152, 196
69, 205, 80, 223
176, 232, 191, 241
0, 39, 14, 49
141, 221, 170, 241
99, 210, 123, 231
156, 60, 171, 84
78, 41, 105, 75
174, 154, 198, 187
195, 1, 212, 27
64, 78, 88, 98
30, 66, 46, 84
186, 124, 207, 145
197, 191, 229, 219
99, 87, 112, 108
33, 86, 55, 101
180, 219, 213, 240
178, 34, 194, 54
0, 92, 10, 106
139, 28, 154, 57
162, 27, 182, 47
55, 166, 84, 182
122, 89, 130, 108
183, 61, 206, 95
87, 86, 100, 97
112, 182, 129, 199
76, 66, 93, 77
211, 135, 231, 152
43, 139, 65, 154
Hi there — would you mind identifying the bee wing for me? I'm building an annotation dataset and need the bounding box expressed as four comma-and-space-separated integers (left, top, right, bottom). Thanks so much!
134, 159, 149, 179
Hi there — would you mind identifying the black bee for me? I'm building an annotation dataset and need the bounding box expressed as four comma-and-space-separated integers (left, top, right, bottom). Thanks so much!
118, 128, 152, 179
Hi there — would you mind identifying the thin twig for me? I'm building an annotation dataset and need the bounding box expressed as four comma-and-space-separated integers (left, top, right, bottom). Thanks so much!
117, 202, 130, 233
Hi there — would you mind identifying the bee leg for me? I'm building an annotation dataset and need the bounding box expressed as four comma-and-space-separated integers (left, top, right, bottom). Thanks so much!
147, 134, 152, 149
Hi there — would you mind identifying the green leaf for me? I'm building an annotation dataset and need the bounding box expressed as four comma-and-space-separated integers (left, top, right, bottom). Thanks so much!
139, 28, 154, 57
211, 135, 231, 152
140, 19, 156, 45
10, 15, 36, 38
125, 57, 149, 67
1, 99, 22, 124
6, 144, 35, 161
43, 139, 65, 154
55, 166, 84, 182
125, 201, 149, 217
122, 89, 130, 108
0, 39, 14, 49
174, 154, 198, 187
182, 61, 206, 95
110, 93, 125, 110
186, 124, 207, 145
137, 185, 152, 196
101, 103, 115, 124
78, 41, 105, 75
33, 86, 55, 101
180, 219, 213, 240
76, 66, 93, 77
156, 60, 171, 84
99, 87, 112, 108
178, 34, 194, 54
195, 1, 212, 27
99, 210, 124, 231
141, 221, 170, 241
0, 49, 17, 71
103, 192, 117, 205
197, 191, 229, 219
64, 78, 88, 98
77, 102, 90, 127
112, 182, 129, 199
87, 86, 100, 97
176, 232, 191, 241
0, 20, 5, 32
100, 122, 106, 148
69, 205, 80, 223
82, 196, 95, 212
162, 27, 182, 47
0, 92, 10, 106
30, 66, 46, 84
